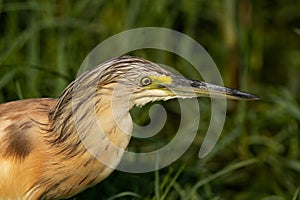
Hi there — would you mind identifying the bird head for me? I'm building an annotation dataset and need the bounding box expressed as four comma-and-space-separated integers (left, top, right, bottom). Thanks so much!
95, 56, 258, 108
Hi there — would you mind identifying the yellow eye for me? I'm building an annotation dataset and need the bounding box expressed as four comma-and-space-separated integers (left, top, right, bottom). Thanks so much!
140, 76, 152, 86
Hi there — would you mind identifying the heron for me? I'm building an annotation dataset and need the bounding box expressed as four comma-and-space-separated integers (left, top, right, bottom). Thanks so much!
0, 56, 258, 199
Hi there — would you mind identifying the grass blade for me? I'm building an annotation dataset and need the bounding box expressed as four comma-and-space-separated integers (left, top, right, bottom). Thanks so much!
292, 188, 299, 200
107, 192, 142, 200
187, 158, 258, 199
160, 164, 185, 200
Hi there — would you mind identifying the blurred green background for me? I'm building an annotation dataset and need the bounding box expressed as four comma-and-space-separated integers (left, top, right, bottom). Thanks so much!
0, 0, 300, 199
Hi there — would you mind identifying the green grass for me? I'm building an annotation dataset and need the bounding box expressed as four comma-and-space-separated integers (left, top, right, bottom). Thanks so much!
1, 0, 300, 199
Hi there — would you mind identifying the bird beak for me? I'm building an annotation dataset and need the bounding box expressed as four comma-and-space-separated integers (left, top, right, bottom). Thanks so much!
164, 76, 259, 100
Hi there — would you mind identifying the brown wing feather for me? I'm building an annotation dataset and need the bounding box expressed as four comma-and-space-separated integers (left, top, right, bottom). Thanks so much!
0, 98, 56, 199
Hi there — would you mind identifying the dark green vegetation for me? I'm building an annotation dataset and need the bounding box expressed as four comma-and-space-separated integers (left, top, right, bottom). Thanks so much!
1, 1, 299, 199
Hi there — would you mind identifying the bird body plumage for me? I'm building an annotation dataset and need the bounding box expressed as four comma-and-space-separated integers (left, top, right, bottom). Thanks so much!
0, 97, 128, 199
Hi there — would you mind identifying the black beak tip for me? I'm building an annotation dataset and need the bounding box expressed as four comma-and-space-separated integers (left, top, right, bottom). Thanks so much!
234, 90, 260, 100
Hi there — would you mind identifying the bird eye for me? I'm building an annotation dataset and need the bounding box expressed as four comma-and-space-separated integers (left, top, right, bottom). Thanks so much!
140, 76, 152, 86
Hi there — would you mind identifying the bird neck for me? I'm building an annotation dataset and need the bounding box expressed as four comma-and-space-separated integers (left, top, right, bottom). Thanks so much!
47, 83, 133, 167
37, 84, 133, 198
